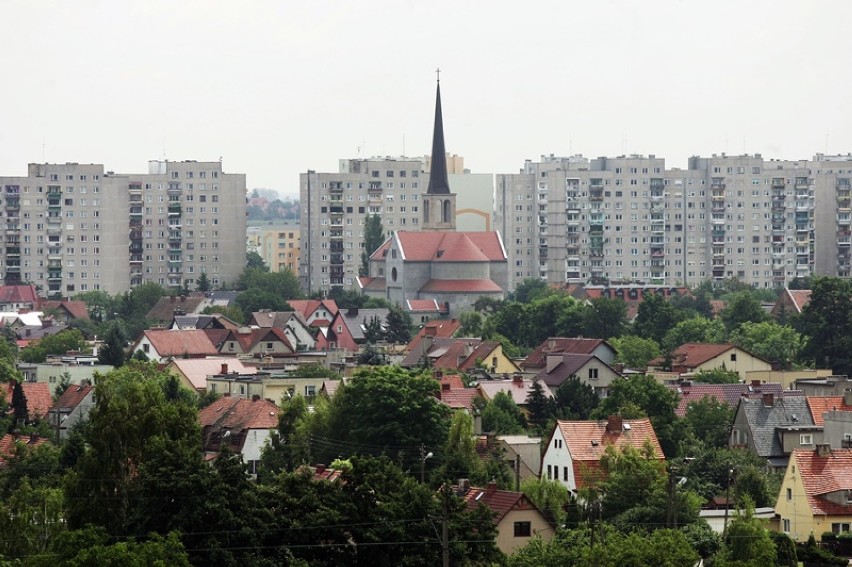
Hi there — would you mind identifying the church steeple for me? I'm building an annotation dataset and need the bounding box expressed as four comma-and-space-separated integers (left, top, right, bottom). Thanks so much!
423, 73, 456, 231
426, 79, 451, 195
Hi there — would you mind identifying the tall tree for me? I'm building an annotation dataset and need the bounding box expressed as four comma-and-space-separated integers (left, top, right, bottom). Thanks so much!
245, 251, 268, 271
633, 292, 685, 344
552, 375, 599, 420
98, 321, 127, 368
481, 391, 527, 434
195, 272, 212, 292
384, 306, 412, 344
582, 297, 627, 339
525, 379, 551, 435
796, 276, 852, 375
10, 380, 28, 428
729, 321, 803, 369
610, 335, 661, 369
360, 214, 385, 276
720, 291, 770, 333
661, 316, 726, 353
436, 411, 481, 483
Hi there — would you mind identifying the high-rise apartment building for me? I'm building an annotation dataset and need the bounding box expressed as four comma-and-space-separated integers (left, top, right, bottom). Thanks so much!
496, 153, 852, 291
0, 160, 246, 296
248, 224, 300, 273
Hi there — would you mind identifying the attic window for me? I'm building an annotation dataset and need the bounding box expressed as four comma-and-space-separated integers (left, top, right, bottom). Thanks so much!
730, 353, 737, 362
591, 440, 599, 446
436, 250, 444, 258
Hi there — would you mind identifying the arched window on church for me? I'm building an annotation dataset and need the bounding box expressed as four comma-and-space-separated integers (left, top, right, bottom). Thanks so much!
424, 199, 430, 224
442, 199, 451, 223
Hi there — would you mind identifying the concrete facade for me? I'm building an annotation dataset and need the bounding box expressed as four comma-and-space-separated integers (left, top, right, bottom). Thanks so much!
0, 160, 246, 296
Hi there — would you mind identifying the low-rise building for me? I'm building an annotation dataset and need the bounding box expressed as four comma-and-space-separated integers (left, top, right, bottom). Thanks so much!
648, 343, 772, 379
730, 393, 814, 471
533, 353, 622, 397
199, 395, 280, 476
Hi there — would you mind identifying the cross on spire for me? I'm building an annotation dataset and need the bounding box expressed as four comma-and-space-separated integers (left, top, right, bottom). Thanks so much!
435, 67, 441, 82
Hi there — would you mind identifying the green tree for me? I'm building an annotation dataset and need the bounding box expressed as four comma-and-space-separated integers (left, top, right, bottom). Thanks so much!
796, 276, 852, 374
195, 272, 212, 292
552, 375, 599, 420
74, 290, 116, 323
521, 476, 569, 526
10, 379, 28, 428
320, 367, 451, 463
64, 362, 203, 536
511, 278, 552, 303
720, 291, 770, 333
593, 374, 678, 455
610, 335, 661, 368
362, 314, 384, 344
200, 304, 245, 323
582, 297, 627, 339
730, 321, 802, 369
98, 321, 127, 368
234, 290, 293, 320
436, 411, 481, 483
260, 395, 311, 480
694, 367, 741, 384
0, 480, 65, 561
716, 497, 777, 567
384, 305, 412, 344
633, 292, 686, 344
525, 378, 551, 435
481, 391, 526, 434
681, 395, 734, 450
245, 250, 268, 271
456, 310, 483, 337
360, 214, 385, 276
19, 328, 87, 363
661, 316, 726, 353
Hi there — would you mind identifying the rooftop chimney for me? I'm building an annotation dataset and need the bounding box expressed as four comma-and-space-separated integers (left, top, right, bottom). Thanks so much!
485, 481, 498, 494
315, 464, 326, 474
221, 363, 228, 375
456, 478, 470, 496
252, 394, 261, 402
607, 415, 623, 434
816, 443, 832, 457
843, 390, 852, 407
513, 373, 524, 387
441, 382, 451, 391
762, 392, 774, 407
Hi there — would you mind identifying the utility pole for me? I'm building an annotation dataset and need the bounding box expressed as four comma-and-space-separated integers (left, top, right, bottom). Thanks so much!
722, 467, 734, 538
441, 483, 450, 567
514, 454, 521, 491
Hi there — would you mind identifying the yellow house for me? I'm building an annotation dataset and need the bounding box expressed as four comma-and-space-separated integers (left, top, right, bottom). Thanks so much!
775, 446, 852, 542
460, 481, 555, 555
647, 343, 772, 379
400, 338, 519, 374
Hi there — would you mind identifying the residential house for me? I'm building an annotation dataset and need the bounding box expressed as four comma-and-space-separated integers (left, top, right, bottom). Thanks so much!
48, 383, 94, 441
533, 353, 622, 397
669, 382, 788, 417
730, 393, 815, 471
497, 435, 543, 479
315, 312, 358, 352
146, 294, 210, 326
206, 370, 326, 402
541, 416, 664, 491
771, 288, 812, 321
808, 393, 852, 450
3, 381, 52, 422
40, 300, 90, 324
287, 299, 339, 327
477, 375, 552, 410
401, 338, 519, 373
0, 284, 39, 311
133, 329, 219, 363
745, 369, 836, 390
171, 313, 239, 331
165, 358, 257, 394
435, 374, 481, 413
218, 327, 295, 359
248, 310, 316, 351
647, 343, 772, 379
795, 375, 852, 396
405, 299, 449, 324
0, 434, 48, 467
17, 361, 113, 389
521, 338, 616, 372
199, 395, 280, 476
407, 318, 460, 353
336, 308, 391, 345
458, 480, 555, 555
775, 446, 852, 542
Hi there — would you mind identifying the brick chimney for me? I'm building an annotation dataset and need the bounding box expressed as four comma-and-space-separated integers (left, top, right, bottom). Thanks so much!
252, 394, 261, 402
843, 390, 852, 407
315, 464, 326, 474
486, 481, 497, 494
762, 392, 774, 407
456, 478, 470, 496
816, 443, 832, 457
221, 363, 228, 375
513, 374, 524, 387
607, 415, 623, 434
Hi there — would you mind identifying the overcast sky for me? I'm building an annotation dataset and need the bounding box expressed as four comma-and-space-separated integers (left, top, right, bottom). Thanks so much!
3, 1, 851, 197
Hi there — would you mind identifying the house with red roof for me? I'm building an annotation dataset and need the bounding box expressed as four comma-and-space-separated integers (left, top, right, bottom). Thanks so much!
48, 383, 94, 441
315, 311, 359, 352
458, 481, 555, 555
165, 358, 257, 394
248, 311, 315, 351
400, 337, 519, 374
533, 353, 623, 397
199, 395, 280, 476
407, 319, 460, 354
133, 329, 219, 363
287, 299, 339, 326
541, 416, 664, 491
521, 337, 616, 371
647, 343, 772, 379
477, 375, 552, 410
0, 284, 40, 311
669, 381, 789, 417
405, 299, 450, 324
775, 446, 852, 542
0, 434, 48, 467
218, 327, 294, 359
3, 381, 52, 422
40, 300, 90, 324
771, 288, 812, 321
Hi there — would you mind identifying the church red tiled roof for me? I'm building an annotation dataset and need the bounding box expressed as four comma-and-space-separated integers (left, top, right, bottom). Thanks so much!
394, 231, 506, 262
419, 279, 502, 293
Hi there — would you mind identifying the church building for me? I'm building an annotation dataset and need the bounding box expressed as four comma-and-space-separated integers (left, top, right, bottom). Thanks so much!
359, 79, 508, 317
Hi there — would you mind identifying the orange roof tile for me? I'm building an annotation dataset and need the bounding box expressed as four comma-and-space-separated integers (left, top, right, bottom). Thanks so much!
50, 384, 93, 412
168, 358, 256, 391
555, 418, 664, 488
462, 485, 530, 524
787, 289, 812, 313
394, 231, 506, 262
792, 448, 852, 515
3, 382, 52, 419
199, 396, 279, 431
407, 319, 460, 353
0, 434, 48, 466
143, 329, 219, 357
438, 388, 481, 411
647, 343, 738, 369
523, 338, 611, 369
806, 396, 852, 426
406, 299, 449, 313
41, 300, 90, 320
0, 285, 39, 306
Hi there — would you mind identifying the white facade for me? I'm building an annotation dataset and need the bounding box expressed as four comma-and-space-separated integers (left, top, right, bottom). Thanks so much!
541, 426, 578, 490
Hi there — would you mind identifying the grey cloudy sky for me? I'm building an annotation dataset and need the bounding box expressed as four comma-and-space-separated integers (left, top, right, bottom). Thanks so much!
3, 1, 851, 197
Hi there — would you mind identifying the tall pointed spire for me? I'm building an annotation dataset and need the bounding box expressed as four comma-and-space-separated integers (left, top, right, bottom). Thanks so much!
426, 78, 451, 195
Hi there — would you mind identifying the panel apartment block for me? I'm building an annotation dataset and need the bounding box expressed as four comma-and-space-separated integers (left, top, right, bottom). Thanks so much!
0, 160, 246, 296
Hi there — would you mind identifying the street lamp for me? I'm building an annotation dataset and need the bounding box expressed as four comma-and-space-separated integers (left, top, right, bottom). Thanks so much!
420, 444, 433, 483
723, 467, 735, 537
